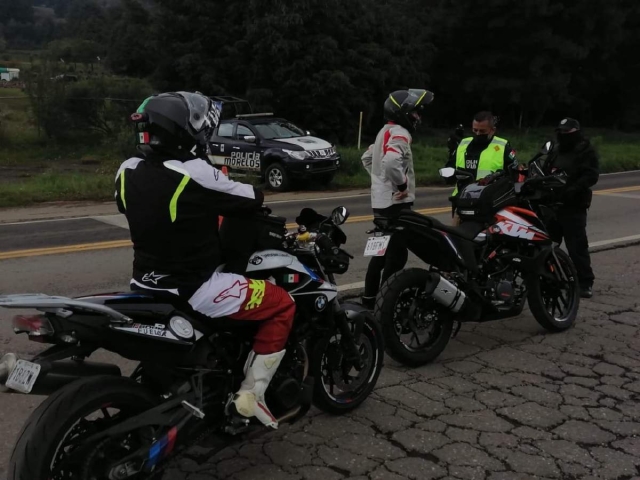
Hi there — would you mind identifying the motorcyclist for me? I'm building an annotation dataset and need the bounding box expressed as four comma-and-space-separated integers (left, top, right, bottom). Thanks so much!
361, 88, 434, 308
115, 91, 295, 429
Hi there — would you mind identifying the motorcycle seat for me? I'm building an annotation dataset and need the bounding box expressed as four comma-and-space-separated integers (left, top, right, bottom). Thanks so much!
397, 211, 485, 241
94, 289, 259, 334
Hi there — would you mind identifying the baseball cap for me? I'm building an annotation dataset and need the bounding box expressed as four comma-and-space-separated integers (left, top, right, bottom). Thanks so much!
556, 117, 581, 132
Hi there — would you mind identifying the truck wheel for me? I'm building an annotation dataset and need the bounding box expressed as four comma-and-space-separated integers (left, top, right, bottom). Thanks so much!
266, 163, 291, 192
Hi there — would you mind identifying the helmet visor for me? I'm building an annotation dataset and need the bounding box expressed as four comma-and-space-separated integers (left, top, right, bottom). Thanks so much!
177, 91, 220, 133
404, 89, 434, 110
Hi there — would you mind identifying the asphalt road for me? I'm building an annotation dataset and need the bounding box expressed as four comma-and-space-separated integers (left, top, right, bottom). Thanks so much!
1, 171, 640, 256
0, 173, 639, 478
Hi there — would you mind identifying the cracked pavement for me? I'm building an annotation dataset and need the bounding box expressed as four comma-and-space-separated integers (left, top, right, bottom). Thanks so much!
158, 245, 640, 480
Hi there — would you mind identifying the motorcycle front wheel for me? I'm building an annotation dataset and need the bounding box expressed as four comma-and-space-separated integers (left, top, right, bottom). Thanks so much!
528, 247, 580, 332
8, 375, 159, 480
310, 311, 384, 414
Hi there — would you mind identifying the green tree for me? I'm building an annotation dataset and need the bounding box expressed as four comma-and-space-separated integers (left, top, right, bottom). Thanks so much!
106, 0, 155, 77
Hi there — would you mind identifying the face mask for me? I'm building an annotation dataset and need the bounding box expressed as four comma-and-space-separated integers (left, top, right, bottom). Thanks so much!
472, 133, 491, 144
556, 131, 582, 151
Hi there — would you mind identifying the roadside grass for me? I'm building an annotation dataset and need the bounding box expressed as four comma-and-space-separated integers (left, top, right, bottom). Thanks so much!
0, 173, 115, 206
334, 130, 640, 189
1, 93, 640, 208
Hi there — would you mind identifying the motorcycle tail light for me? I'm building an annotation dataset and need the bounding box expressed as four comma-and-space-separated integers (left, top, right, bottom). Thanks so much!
12, 315, 54, 336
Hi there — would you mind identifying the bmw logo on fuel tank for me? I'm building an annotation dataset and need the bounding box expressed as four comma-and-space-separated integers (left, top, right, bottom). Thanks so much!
314, 295, 328, 311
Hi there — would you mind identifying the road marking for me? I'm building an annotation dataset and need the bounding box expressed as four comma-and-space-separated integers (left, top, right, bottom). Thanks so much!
338, 281, 365, 292
0, 207, 453, 260
0, 240, 133, 260
335, 235, 640, 292
597, 193, 640, 200
267, 192, 370, 204
1, 184, 639, 260
589, 234, 640, 248
594, 185, 640, 195
4, 172, 638, 226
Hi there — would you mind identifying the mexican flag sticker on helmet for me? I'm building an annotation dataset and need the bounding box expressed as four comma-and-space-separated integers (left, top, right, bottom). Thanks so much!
139, 132, 150, 144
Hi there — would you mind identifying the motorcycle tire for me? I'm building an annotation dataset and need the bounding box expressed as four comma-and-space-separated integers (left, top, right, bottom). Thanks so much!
376, 268, 454, 367
311, 312, 384, 414
8, 375, 159, 480
528, 248, 579, 332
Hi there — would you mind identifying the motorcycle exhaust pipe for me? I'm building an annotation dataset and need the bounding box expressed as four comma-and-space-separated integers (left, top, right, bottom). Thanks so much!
429, 274, 467, 313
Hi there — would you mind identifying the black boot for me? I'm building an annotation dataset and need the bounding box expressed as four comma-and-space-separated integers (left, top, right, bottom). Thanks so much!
361, 296, 376, 310
580, 285, 593, 299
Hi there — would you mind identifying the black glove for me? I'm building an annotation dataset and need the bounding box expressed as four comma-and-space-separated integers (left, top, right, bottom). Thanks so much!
477, 171, 503, 186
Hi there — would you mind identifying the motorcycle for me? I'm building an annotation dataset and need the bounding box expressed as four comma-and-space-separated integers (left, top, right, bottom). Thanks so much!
365, 141, 580, 366
0, 206, 384, 480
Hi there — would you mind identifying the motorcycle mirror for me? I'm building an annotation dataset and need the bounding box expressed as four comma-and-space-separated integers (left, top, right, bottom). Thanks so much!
330, 206, 349, 226
439, 167, 456, 178
540, 140, 553, 155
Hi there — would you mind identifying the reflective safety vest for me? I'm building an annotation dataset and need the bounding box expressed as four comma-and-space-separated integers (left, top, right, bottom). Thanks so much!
452, 136, 507, 195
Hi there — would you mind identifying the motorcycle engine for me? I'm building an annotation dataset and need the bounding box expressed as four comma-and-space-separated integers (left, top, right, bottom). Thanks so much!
485, 251, 523, 306
266, 344, 308, 415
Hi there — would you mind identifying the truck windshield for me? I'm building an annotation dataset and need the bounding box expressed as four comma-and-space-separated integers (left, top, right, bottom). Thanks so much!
254, 121, 306, 139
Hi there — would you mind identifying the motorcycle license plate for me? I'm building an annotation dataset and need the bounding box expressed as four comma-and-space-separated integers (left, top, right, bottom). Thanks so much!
5, 360, 41, 394
364, 235, 391, 257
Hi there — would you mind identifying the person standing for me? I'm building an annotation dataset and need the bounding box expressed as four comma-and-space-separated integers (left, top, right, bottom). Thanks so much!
543, 118, 599, 298
360, 88, 434, 309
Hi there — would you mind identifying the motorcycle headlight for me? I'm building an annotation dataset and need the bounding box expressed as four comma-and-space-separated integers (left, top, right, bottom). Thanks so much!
283, 149, 310, 160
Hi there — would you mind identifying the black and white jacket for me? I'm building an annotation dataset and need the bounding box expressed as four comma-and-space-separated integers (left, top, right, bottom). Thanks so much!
115, 156, 264, 296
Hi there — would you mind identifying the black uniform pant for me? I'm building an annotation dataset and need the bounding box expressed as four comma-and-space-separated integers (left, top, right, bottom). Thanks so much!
547, 207, 595, 288
363, 203, 412, 300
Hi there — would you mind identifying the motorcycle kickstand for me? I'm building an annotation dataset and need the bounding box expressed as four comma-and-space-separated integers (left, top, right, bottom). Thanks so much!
451, 320, 462, 339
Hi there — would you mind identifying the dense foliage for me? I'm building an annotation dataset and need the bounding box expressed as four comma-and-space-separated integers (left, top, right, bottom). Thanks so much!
2, 0, 640, 142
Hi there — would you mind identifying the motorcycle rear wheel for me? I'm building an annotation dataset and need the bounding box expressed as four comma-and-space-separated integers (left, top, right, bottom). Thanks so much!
8, 375, 159, 480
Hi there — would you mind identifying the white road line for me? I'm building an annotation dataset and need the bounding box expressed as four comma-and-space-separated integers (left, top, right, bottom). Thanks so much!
589, 234, 640, 248
337, 281, 365, 292
0, 215, 99, 226
597, 169, 640, 176
1, 171, 639, 226
335, 234, 640, 292
267, 192, 370, 204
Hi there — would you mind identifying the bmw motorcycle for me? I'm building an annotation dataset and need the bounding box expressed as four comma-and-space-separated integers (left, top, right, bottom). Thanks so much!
367, 141, 580, 366
0, 206, 384, 480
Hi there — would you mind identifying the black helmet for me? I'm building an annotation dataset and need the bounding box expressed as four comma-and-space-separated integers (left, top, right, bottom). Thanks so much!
130, 91, 221, 160
384, 89, 434, 133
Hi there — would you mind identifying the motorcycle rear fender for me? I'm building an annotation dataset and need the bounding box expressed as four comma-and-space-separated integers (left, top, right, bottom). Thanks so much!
3, 345, 120, 396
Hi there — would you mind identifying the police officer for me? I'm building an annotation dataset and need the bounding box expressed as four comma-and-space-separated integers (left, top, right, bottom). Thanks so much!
451, 111, 518, 224
543, 118, 599, 299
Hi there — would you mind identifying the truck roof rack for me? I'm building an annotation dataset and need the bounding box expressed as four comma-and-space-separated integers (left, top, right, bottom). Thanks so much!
236, 112, 274, 118
209, 95, 254, 120
210, 95, 250, 105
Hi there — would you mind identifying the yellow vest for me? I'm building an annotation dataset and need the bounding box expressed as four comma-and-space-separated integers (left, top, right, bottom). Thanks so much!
452, 136, 507, 195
